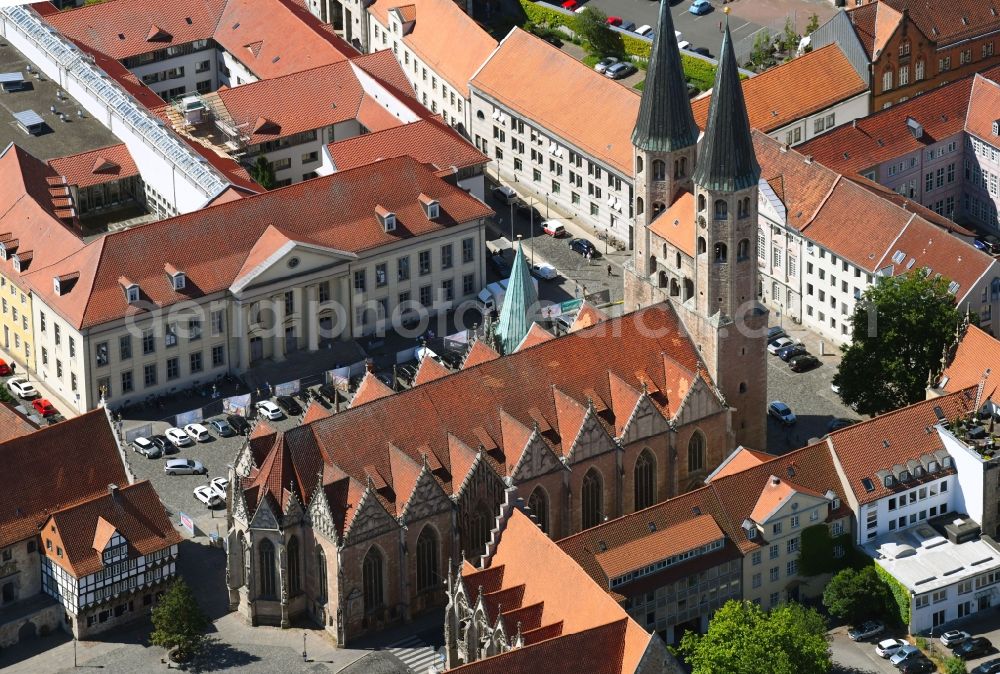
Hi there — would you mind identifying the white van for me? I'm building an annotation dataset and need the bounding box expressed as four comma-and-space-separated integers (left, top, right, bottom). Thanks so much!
635, 24, 652, 36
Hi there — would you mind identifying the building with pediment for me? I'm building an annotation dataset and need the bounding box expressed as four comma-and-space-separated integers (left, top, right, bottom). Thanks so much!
225, 301, 737, 643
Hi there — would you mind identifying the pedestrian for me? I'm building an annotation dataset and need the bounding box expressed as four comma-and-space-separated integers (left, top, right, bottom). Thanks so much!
586, 250, 592, 265
607, 264, 613, 277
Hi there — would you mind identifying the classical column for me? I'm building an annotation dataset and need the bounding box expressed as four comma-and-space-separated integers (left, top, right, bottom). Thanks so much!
306, 284, 320, 351
338, 275, 352, 340
236, 302, 251, 372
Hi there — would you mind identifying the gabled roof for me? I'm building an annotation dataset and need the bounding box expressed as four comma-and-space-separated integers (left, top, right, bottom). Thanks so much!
750, 475, 826, 523
877, 0, 1000, 49
25, 156, 493, 329
649, 190, 695, 257
45, 481, 181, 577
516, 323, 555, 351
705, 446, 772, 482
328, 117, 488, 174
0, 410, 128, 549
965, 73, 1000, 143
368, 0, 497, 93
351, 371, 396, 408
302, 401, 332, 424
940, 325, 1000, 394
462, 340, 500, 369
0, 403, 38, 444
470, 28, 640, 175
691, 45, 866, 135
48, 144, 139, 190
413, 354, 450, 386
568, 302, 607, 332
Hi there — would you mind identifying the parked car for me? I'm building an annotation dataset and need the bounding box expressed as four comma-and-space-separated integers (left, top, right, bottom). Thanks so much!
492, 185, 517, 204
209, 418, 235, 437
889, 645, 922, 667
149, 435, 172, 455
0, 358, 10, 376
227, 414, 251, 435
689, 0, 712, 14
776, 343, 807, 361
940, 630, 971, 648
847, 620, 884, 641
875, 638, 908, 658
955, 637, 993, 659
209, 476, 229, 501
605, 15, 622, 25
317, 384, 338, 404
767, 401, 796, 425
531, 263, 559, 280
541, 220, 567, 237
569, 238, 600, 258
131, 436, 163, 459
164, 458, 206, 475
974, 239, 990, 252
276, 395, 303, 416
516, 202, 543, 221
184, 423, 211, 442
256, 400, 284, 420
605, 62, 637, 80
690, 46, 711, 57
677, 40, 691, 50
31, 398, 57, 416
766, 326, 786, 341
165, 427, 193, 448
489, 254, 512, 277
7, 377, 37, 399
789, 354, 821, 372
635, 24, 652, 36
897, 658, 935, 674
972, 659, 1000, 674
827, 418, 856, 433
620, 21, 636, 31
767, 337, 794, 354
561, 0, 578, 8
193, 484, 224, 508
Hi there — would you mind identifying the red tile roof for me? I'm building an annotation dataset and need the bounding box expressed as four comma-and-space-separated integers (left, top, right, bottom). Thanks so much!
462, 340, 500, 369
0, 403, 38, 444
516, 323, 555, 350
691, 45, 866, 134
350, 371, 396, 408
649, 191, 695, 257
879, 0, 1000, 48
706, 446, 772, 481
367, 0, 497, 93
47, 0, 355, 79
44, 481, 181, 577
328, 117, 487, 174
302, 401, 332, 424
568, 302, 607, 332
594, 513, 724, 581
941, 325, 1000, 394
413, 354, 450, 386
25, 156, 493, 329
48, 144, 139, 190
0, 410, 128, 548
965, 73, 1000, 143
827, 389, 975, 505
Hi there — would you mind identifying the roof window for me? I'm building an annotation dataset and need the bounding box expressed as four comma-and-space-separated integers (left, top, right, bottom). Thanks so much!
861, 477, 875, 492
375, 205, 396, 232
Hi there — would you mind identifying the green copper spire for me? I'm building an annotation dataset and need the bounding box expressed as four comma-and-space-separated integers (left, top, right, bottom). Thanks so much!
497, 240, 539, 355
691, 17, 760, 192
631, 0, 700, 152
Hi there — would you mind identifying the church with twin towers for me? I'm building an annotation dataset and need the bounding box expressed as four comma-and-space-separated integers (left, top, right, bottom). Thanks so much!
625, 5, 769, 451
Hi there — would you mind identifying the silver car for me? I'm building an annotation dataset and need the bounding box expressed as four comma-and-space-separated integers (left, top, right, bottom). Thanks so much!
164, 458, 206, 475
131, 436, 163, 459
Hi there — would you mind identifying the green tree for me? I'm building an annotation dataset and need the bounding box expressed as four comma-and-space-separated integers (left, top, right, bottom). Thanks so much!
944, 656, 968, 674
249, 155, 276, 190
822, 566, 887, 625
678, 600, 830, 674
805, 12, 820, 35
574, 7, 623, 58
150, 579, 210, 661
747, 29, 773, 69
779, 18, 799, 54
833, 271, 961, 416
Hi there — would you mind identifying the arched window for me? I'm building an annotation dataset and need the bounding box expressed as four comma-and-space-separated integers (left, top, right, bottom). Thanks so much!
468, 501, 493, 556
680, 157, 687, 176
362, 547, 384, 614
238, 532, 249, 588
697, 237, 707, 255
688, 431, 706, 473
287, 536, 301, 595
698, 194, 706, 211
652, 202, 665, 217
259, 538, 276, 599
662, 243, 668, 258
416, 527, 439, 593
581, 469, 603, 529
652, 160, 666, 181
649, 255, 657, 274
670, 277, 680, 297
683, 278, 694, 300
657, 271, 668, 288
476, 110, 485, 120
737, 239, 750, 261
714, 200, 728, 220
634, 450, 656, 511
636, 156, 644, 174
316, 545, 328, 603
527, 487, 549, 534
739, 382, 747, 393
714, 243, 727, 263
675, 252, 682, 268
636, 197, 644, 215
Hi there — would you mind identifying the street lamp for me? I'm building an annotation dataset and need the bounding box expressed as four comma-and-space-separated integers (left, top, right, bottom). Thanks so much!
509, 201, 514, 243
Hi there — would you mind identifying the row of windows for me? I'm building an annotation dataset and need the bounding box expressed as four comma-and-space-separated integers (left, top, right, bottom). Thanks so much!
353, 274, 477, 327
96, 345, 225, 398
611, 538, 725, 588
352, 240, 474, 291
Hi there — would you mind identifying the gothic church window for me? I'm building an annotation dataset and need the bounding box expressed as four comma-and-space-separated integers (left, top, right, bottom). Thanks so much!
316, 545, 328, 603
288, 536, 301, 594
688, 431, 706, 472
582, 469, 603, 529
698, 194, 706, 211
259, 538, 276, 599
652, 202, 665, 217
363, 547, 385, 614
697, 237, 707, 255
634, 450, 656, 511
652, 160, 666, 181
527, 487, 549, 534
416, 527, 439, 593
714, 243, 727, 263
737, 239, 750, 261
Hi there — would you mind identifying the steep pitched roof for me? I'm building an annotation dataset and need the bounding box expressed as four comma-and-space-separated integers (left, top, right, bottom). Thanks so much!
516, 322, 555, 351
302, 401, 333, 424
568, 302, 607, 332
940, 325, 1000, 394
649, 190, 695, 256
25, 156, 493, 329
965, 73, 1000, 143
328, 117, 488, 174
705, 446, 772, 482
631, 0, 698, 153
462, 340, 500, 369
691, 20, 760, 192
0, 410, 128, 548
45, 481, 181, 577
367, 0, 498, 93
691, 44, 866, 135
0, 403, 38, 444
48, 144, 139, 190
413, 354, 450, 386
880, 0, 1000, 48
470, 28, 640, 175
497, 241, 540, 354
351, 371, 396, 408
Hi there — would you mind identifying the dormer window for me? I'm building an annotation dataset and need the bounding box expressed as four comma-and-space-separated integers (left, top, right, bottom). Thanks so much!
119, 276, 139, 304
747, 527, 756, 540
375, 205, 396, 232
884, 475, 895, 488
418, 193, 440, 220
165, 263, 185, 290
53, 277, 61, 296
899, 470, 911, 482
994, 120, 1000, 136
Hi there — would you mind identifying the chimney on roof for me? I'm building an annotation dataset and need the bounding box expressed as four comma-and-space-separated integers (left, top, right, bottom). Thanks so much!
770, 475, 780, 486
108, 483, 119, 500
804, 155, 813, 164
780, 143, 789, 153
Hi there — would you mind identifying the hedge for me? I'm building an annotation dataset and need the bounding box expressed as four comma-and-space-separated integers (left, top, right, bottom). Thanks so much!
874, 563, 911, 627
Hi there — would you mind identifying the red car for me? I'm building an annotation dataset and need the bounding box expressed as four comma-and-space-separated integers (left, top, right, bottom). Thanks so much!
0, 359, 9, 376
606, 16, 623, 25
32, 399, 57, 417
561, 0, 578, 9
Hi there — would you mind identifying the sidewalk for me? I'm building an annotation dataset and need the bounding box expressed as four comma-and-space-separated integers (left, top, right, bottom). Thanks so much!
0, 344, 80, 420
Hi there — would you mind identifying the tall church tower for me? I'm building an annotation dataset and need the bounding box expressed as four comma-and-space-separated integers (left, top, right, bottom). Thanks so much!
625, 10, 769, 450
630, 0, 699, 307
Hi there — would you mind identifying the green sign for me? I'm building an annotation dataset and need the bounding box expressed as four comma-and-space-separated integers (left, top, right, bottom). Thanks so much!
560, 299, 583, 312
